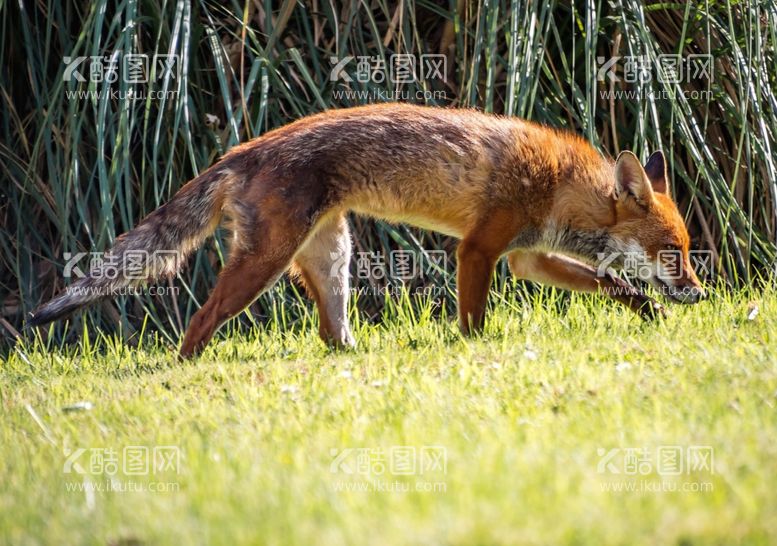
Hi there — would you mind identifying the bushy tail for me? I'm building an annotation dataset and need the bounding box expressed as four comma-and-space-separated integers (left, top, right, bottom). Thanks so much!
26, 164, 235, 328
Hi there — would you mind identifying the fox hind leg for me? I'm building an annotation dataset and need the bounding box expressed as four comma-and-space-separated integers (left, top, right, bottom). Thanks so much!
179, 248, 295, 358
292, 213, 355, 348
179, 208, 312, 358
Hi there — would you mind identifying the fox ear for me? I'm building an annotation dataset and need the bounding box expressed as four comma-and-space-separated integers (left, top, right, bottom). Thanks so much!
643, 150, 669, 195
614, 151, 654, 205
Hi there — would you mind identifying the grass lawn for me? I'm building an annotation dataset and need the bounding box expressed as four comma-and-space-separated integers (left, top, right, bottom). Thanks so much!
1, 286, 776, 545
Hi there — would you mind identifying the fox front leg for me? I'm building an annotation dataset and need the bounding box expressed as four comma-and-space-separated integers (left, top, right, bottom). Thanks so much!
507, 250, 666, 320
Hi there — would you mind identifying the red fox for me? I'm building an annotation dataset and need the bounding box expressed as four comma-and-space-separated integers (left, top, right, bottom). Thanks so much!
28, 103, 705, 357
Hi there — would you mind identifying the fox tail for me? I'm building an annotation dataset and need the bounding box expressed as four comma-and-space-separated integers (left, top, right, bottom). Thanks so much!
26, 163, 237, 329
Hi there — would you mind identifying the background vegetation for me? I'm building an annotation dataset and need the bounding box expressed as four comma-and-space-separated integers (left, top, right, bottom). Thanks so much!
1, 0, 776, 345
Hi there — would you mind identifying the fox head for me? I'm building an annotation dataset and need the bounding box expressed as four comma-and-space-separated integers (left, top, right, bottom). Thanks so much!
608, 150, 705, 304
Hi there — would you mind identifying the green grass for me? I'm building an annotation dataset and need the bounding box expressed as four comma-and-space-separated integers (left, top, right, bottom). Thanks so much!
2, 285, 776, 545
